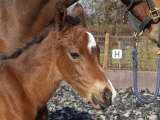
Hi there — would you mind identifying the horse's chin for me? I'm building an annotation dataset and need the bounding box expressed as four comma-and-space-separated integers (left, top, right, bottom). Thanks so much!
152, 38, 160, 48
155, 36, 160, 47
148, 23, 160, 48
148, 33, 160, 48
156, 42, 160, 48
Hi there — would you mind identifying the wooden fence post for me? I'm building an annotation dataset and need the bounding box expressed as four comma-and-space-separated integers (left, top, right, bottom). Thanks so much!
103, 33, 110, 71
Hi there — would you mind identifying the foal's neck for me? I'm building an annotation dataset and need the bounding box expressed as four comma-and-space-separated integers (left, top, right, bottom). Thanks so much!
16, 31, 62, 107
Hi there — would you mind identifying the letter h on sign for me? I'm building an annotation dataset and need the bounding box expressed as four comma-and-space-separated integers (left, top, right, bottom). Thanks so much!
112, 49, 122, 59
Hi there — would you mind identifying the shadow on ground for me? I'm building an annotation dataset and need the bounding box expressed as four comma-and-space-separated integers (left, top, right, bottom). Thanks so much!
48, 107, 93, 120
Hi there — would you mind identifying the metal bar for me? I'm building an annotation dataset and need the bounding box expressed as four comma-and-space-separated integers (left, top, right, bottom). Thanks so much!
93, 35, 148, 39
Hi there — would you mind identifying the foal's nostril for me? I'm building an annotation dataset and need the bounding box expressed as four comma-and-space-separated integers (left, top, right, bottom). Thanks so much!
102, 87, 112, 105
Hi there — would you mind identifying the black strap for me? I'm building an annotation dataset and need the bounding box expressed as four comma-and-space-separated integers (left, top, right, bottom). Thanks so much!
146, 0, 156, 11
125, 0, 158, 34
127, 11, 152, 33
126, 11, 140, 32
126, 0, 135, 11
138, 15, 152, 32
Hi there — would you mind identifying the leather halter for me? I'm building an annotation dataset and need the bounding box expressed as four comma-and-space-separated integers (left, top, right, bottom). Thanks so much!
125, 0, 160, 37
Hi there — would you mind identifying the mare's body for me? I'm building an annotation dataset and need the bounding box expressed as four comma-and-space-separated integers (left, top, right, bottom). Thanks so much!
0, 0, 78, 56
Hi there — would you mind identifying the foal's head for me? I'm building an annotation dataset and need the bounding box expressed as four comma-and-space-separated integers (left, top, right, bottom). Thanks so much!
54, 2, 116, 109
121, 0, 160, 47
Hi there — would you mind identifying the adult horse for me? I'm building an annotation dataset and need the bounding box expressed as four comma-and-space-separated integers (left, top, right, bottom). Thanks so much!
0, 1, 116, 120
0, 0, 78, 57
121, 0, 160, 47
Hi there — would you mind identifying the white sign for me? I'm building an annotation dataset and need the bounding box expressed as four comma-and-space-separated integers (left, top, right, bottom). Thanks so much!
112, 49, 122, 59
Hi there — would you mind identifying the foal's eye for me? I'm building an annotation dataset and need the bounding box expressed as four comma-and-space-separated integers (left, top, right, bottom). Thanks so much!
70, 53, 80, 59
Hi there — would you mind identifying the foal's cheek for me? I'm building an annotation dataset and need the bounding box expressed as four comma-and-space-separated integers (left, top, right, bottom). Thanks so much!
74, 63, 86, 76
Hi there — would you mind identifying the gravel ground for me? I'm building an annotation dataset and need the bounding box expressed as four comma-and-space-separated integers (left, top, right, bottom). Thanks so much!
47, 85, 160, 120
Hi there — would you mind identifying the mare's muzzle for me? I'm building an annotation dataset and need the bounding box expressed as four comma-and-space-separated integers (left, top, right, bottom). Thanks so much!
92, 87, 112, 109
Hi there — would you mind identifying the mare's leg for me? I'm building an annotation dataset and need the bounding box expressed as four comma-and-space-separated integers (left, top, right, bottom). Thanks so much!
35, 105, 48, 120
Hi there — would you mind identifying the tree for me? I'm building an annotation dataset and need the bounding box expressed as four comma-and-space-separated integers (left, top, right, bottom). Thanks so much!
80, 0, 134, 36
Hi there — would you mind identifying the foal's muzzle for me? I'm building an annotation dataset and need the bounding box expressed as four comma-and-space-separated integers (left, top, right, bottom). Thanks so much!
92, 87, 112, 109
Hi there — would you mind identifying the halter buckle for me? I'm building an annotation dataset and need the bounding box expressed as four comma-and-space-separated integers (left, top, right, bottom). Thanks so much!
149, 7, 160, 20
135, 30, 143, 37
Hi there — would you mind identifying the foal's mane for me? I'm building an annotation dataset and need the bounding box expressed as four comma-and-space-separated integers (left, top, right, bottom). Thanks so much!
1, 15, 80, 60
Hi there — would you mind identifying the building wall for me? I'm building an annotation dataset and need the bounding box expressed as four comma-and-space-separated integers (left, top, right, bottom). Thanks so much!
105, 70, 157, 92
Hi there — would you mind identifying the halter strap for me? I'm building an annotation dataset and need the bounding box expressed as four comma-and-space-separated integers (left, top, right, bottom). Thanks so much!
126, 0, 135, 11
146, 0, 156, 11
125, 0, 160, 36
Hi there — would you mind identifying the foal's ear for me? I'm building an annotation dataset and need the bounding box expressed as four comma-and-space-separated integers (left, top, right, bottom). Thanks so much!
54, 1, 68, 32
72, 3, 87, 27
